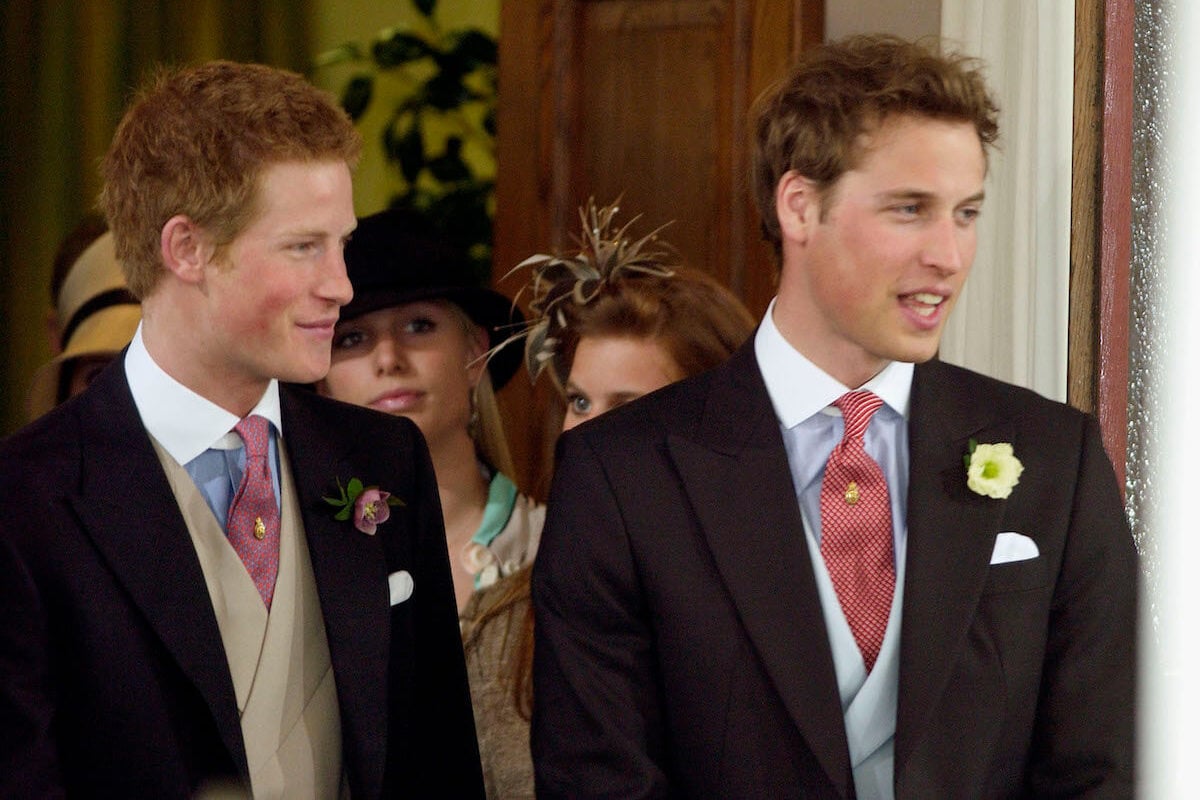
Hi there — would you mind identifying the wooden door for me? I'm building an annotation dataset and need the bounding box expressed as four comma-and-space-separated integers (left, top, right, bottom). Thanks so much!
1069, 0, 1132, 486
493, 0, 823, 496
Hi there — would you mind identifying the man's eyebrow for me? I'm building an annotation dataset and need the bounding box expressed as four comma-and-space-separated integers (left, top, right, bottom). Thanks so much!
276, 228, 322, 240
874, 189, 934, 203
282, 226, 345, 238
873, 189, 986, 204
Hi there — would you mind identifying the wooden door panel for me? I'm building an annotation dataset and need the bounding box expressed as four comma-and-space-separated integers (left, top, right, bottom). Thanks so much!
573, 1, 732, 290
494, 0, 822, 495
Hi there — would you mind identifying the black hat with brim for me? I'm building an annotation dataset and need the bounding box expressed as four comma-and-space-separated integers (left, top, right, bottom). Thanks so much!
341, 207, 523, 389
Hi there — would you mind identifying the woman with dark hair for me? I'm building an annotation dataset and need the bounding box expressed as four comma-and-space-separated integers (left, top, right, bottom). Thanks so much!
460, 201, 756, 798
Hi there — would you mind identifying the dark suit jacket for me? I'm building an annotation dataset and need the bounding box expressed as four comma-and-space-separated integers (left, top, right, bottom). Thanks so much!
0, 359, 485, 798
531, 343, 1136, 799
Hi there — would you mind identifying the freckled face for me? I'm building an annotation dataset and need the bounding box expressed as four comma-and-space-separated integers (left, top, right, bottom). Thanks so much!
562, 335, 683, 432
200, 160, 356, 389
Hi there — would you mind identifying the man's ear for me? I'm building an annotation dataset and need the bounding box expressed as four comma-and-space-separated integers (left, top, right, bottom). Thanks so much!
160, 215, 212, 284
775, 171, 820, 246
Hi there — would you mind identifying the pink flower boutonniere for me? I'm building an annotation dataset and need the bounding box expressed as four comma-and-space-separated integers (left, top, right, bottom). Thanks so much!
324, 477, 404, 535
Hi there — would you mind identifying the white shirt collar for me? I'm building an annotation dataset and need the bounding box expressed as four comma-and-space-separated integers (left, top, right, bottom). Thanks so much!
124, 323, 284, 464
754, 297, 914, 429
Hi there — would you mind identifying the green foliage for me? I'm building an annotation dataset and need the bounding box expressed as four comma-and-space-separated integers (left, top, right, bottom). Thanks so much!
317, 0, 497, 281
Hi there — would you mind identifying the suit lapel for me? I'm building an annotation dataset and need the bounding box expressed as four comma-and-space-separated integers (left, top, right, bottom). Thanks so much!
667, 346, 854, 797
67, 364, 248, 777
279, 387, 390, 800
894, 361, 1011, 772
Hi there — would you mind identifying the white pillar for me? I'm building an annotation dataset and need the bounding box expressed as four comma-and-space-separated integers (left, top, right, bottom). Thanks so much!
1141, 2, 1200, 793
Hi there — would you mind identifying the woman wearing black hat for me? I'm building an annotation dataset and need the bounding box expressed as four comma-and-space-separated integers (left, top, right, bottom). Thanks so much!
317, 208, 542, 615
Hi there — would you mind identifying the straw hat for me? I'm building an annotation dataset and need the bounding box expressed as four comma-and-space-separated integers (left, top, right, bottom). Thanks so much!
27, 231, 141, 419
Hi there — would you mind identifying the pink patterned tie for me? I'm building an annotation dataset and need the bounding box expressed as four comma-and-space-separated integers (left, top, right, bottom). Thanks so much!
819, 391, 895, 672
227, 415, 280, 608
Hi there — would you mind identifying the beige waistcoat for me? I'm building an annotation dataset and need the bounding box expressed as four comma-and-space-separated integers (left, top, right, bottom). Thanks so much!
153, 439, 346, 800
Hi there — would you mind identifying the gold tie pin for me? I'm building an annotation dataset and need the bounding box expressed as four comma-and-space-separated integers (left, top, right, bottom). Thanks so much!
254, 516, 266, 540
844, 481, 860, 506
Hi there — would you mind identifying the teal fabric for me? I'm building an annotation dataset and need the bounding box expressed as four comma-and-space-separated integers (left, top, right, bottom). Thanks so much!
471, 471, 518, 549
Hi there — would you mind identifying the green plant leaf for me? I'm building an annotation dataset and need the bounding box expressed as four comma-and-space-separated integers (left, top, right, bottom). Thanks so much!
424, 71, 470, 110
426, 186, 494, 280
384, 118, 425, 184
447, 30, 497, 69
339, 11, 497, 290
427, 138, 471, 182
431, 185, 492, 235
341, 74, 374, 122
373, 31, 433, 67
346, 478, 365, 501
334, 507, 352, 522
314, 41, 364, 69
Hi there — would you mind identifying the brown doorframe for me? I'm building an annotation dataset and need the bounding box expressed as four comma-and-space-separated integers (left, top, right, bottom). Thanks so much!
1070, 0, 1132, 488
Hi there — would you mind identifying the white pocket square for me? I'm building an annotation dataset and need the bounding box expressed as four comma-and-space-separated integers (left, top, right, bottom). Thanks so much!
990, 531, 1039, 564
388, 570, 414, 606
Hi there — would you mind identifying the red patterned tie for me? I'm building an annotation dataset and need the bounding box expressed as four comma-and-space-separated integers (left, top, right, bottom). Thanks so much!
227, 415, 280, 608
819, 391, 895, 672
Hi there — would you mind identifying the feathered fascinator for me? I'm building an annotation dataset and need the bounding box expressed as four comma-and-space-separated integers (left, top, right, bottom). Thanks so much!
495, 198, 677, 387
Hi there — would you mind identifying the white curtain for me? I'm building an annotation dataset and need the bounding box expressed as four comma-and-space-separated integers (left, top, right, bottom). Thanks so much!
937, 1, 1074, 402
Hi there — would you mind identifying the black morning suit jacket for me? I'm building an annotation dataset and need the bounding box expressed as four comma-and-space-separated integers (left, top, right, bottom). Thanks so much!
531, 342, 1137, 799
0, 357, 485, 798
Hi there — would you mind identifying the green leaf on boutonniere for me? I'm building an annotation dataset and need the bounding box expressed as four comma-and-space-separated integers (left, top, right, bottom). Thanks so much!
323, 476, 404, 531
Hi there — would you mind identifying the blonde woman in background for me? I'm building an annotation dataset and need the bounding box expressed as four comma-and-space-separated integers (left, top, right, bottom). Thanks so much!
317, 207, 542, 612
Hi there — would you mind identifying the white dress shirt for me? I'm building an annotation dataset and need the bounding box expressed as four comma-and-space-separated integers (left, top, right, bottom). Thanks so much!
124, 324, 283, 526
754, 300, 913, 800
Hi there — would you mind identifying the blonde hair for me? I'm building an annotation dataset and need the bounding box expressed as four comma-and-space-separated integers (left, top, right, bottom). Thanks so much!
473, 370, 515, 480
443, 302, 516, 479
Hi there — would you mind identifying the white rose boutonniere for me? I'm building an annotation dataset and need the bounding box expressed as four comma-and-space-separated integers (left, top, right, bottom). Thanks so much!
964, 439, 1024, 499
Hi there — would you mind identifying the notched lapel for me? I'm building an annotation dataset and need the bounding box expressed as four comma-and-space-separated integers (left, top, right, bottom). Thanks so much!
69, 369, 247, 777
667, 349, 853, 797
280, 388, 390, 799
895, 362, 1014, 773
